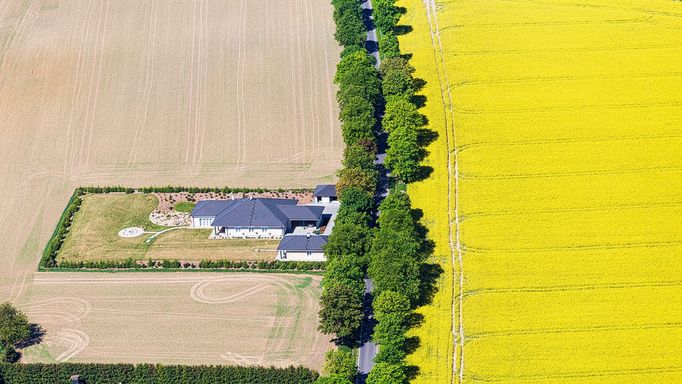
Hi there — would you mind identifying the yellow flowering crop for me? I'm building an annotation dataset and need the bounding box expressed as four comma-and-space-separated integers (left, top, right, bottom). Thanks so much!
399, 0, 682, 382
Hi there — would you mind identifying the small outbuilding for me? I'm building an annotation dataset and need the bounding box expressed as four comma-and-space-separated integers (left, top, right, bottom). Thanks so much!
313, 184, 337, 204
276, 234, 328, 261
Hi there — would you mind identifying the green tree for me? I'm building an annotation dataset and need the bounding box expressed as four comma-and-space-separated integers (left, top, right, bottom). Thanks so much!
373, 0, 400, 34
380, 57, 416, 98
343, 144, 377, 172
324, 214, 374, 263
336, 51, 381, 105
337, 167, 378, 196
333, 4, 366, 49
382, 96, 423, 133
322, 347, 357, 381
0, 302, 30, 351
338, 187, 375, 216
386, 123, 421, 183
373, 290, 411, 322
379, 31, 401, 60
368, 230, 421, 302
318, 283, 364, 342
366, 362, 407, 384
324, 255, 366, 292
339, 96, 376, 145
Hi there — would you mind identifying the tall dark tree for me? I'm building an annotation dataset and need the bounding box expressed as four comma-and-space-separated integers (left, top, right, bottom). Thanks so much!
380, 57, 416, 98
318, 283, 364, 343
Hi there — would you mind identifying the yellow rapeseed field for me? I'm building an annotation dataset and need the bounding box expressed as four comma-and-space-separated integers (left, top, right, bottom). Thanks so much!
399, 0, 682, 383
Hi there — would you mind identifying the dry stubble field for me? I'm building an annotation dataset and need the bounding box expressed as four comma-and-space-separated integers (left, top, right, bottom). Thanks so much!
0, 0, 339, 366
399, 0, 682, 383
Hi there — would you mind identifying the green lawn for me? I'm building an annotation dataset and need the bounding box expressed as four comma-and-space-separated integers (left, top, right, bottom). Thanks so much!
58, 194, 277, 262
173, 201, 196, 212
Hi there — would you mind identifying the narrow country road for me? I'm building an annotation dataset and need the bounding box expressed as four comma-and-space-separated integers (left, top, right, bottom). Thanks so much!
357, 0, 383, 382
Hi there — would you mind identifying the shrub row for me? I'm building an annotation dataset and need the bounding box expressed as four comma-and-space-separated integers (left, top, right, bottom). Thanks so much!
76, 186, 309, 195
0, 363, 318, 384
47, 259, 325, 273
39, 192, 82, 268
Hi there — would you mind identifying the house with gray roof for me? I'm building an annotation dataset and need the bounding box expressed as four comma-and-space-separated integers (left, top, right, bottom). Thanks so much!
277, 234, 328, 261
313, 184, 337, 203
191, 198, 324, 239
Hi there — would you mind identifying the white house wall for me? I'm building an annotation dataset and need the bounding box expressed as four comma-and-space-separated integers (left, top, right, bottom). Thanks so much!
277, 251, 326, 262
226, 227, 284, 239
192, 217, 215, 228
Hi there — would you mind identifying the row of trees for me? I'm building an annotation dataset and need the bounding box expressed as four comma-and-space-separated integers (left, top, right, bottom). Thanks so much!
318, 1, 381, 383
367, 1, 429, 383
0, 363, 318, 384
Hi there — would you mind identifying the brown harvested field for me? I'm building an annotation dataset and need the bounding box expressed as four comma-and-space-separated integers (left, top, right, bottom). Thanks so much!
0, 0, 338, 367
20, 272, 329, 368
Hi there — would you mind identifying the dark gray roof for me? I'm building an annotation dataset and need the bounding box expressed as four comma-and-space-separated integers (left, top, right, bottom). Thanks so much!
191, 200, 237, 217
204, 198, 298, 228
277, 235, 329, 252
313, 184, 337, 197
277, 205, 325, 221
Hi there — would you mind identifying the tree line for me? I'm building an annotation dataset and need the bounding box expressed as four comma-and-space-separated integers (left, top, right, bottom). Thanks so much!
319, 0, 430, 383
0, 363, 318, 384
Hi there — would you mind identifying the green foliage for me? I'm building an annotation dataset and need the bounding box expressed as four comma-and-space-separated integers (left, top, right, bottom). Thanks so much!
316, 375, 354, 384
318, 283, 364, 342
54, 259, 325, 272
383, 97, 423, 183
40, 192, 82, 268
380, 57, 416, 98
339, 95, 377, 145
332, 0, 366, 49
373, 291, 411, 322
0, 363, 318, 383
0, 303, 30, 354
322, 348, 357, 382
382, 96, 423, 133
379, 31, 401, 60
372, 314, 406, 346
373, 0, 400, 35
337, 167, 378, 196
366, 362, 407, 384
335, 51, 381, 105
173, 201, 196, 212
343, 144, 378, 172
323, 214, 374, 263
338, 187, 375, 216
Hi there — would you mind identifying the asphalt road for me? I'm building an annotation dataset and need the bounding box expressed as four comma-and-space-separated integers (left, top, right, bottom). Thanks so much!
357, 0, 382, 381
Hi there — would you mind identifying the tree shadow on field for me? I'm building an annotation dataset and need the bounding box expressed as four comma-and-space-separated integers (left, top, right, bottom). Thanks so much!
394, 24, 413, 35
15, 324, 46, 349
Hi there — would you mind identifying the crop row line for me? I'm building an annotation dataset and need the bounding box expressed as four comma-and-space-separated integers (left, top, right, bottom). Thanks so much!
466, 322, 682, 339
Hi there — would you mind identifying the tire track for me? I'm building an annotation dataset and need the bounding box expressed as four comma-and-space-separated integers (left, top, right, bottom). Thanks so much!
127, 0, 158, 167
421, 0, 460, 381
464, 280, 682, 295
467, 322, 682, 339
460, 164, 682, 180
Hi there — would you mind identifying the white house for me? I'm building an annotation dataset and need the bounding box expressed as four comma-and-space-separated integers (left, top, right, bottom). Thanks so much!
276, 234, 328, 261
190, 198, 324, 239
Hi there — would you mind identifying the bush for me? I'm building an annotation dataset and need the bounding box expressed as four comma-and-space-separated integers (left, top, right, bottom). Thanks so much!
322, 347, 357, 381
366, 362, 407, 384
379, 31, 401, 59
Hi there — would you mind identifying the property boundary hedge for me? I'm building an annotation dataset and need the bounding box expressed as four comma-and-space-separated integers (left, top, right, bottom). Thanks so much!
0, 363, 318, 384
39, 187, 318, 272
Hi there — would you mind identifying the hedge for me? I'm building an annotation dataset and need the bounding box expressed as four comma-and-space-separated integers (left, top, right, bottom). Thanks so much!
45, 259, 325, 273
0, 363, 318, 384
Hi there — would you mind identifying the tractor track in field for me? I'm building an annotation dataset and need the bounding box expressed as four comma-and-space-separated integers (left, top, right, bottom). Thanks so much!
421, 0, 461, 382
